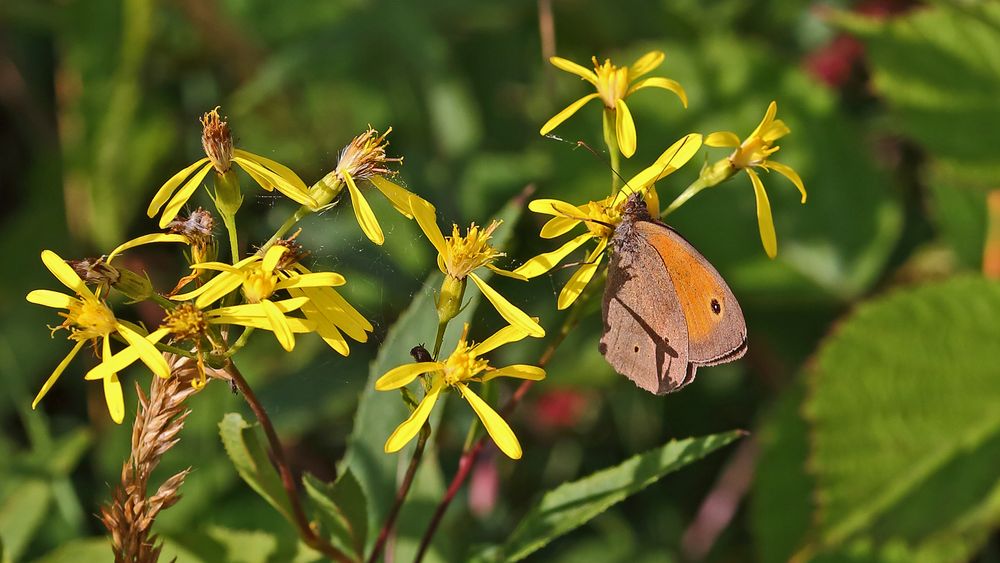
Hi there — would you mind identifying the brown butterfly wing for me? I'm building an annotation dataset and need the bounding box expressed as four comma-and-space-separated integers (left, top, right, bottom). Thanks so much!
600, 235, 694, 395
635, 221, 747, 366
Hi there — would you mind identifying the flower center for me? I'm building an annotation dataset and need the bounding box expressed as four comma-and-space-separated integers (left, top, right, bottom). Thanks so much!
731, 137, 779, 169
65, 298, 117, 341
593, 57, 630, 109
584, 197, 622, 239
444, 220, 504, 279
442, 341, 489, 386
336, 126, 403, 182
242, 267, 278, 303
164, 303, 208, 341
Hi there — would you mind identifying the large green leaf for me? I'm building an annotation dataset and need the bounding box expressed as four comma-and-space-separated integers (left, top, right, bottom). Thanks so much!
0, 480, 51, 563
218, 413, 294, 525
340, 193, 527, 560
493, 431, 743, 562
303, 470, 367, 561
804, 277, 1000, 559
836, 3, 1000, 175
751, 384, 814, 563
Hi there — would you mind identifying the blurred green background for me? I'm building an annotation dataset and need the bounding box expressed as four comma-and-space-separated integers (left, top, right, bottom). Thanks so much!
2, 0, 999, 561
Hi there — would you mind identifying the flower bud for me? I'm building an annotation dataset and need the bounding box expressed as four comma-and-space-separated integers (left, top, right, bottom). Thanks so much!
437, 275, 466, 325
113, 268, 155, 303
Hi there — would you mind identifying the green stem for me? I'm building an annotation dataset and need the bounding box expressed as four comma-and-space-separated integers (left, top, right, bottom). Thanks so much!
258, 205, 313, 255
432, 320, 449, 360
603, 109, 622, 194
222, 213, 240, 263
225, 327, 256, 357
662, 177, 710, 218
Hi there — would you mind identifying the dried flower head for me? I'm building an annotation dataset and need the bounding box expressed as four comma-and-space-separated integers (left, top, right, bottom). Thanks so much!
200, 107, 234, 174
335, 126, 403, 182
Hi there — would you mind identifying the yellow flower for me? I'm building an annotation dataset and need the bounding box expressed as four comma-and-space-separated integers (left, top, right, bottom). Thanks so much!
311, 126, 417, 245
172, 244, 371, 354
375, 323, 545, 459
540, 51, 687, 158
26, 250, 171, 423
410, 195, 545, 338
705, 101, 807, 258
147, 108, 317, 228
515, 134, 702, 309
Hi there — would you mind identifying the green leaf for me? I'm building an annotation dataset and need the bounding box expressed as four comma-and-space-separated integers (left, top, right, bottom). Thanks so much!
835, 4, 1000, 175
495, 431, 744, 562
0, 479, 51, 562
218, 412, 294, 524
751, 383, 815, 563
340, 192, 528, 558
804, 277, 1000, 559
303, 470, 367, 561
31, 537, 111, 563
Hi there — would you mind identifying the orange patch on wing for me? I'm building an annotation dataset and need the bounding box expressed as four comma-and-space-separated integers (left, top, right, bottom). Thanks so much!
637, 222, 725, 344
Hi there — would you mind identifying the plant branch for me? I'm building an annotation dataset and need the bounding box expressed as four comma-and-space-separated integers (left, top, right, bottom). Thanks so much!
366, 422, 432, 563
225, 361, 351, 563
414, 270, 603, 562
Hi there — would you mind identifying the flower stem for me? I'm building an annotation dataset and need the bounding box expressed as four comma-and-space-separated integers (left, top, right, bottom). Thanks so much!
413, 269, 604, 562
366, 421, 432, 563
224, 361, 351, 563
222, 213, 241, 263
603, 109, 622, 194
224, 327, 256, 357
258, 205, 313, 256
662, 176, 709, 218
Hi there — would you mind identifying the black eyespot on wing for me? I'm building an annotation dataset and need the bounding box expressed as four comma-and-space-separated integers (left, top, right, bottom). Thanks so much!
634, 345, 640, 353
711, 298, 721, 315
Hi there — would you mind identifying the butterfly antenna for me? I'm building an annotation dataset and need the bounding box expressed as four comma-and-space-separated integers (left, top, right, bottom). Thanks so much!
543, 134, 636, 195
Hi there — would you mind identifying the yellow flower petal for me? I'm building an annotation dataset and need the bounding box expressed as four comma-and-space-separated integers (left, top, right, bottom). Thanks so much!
472, 322, 536, 355
370, 176, 416, 219
457, 384, 522, 459
175, 271, 243, 308
214, 314, 315, 333
410, 195, 449, 260
26, 289, 74, 309
116, 324, 171, 379
101, 337, 126, 424
747, 169, 777, 258
233, 149, 308, 191
84, 328, 170, 381
159, 162, 214, 228
761, 119, 791, 142
41, 250, 93, 299
705, 131, 741, 148
207, 297, 310, 318
763, 161, 807, 203
485, 264, 528, 281
297, 286, 372, 340
300, 301, 350, 356
482, 364, 546, 382
539, 215, 582, 239
557, 240, 607, 310
549, 56, 598, 84
104, 372, 126, 424
233, 156, 317, 208
539, 93, 601, 135
469, 272, 544, 338
275, 272, 346, 290
529, 199, 592, 222
342, 170, 384, 245
375, 362, 443, 391
261, 245, 287, 275
624, 133, 703, 193
514, 233, 592, 278
185, 261, 244, 273
615, 99, 637, 158
627, 76, 688, 108
108, 233, 189, 263
261, 299, 295, 352
147, 158, 210, 216
750, 101, 778, 140
385, 382, 443, 453
629, 50, 665, 78
32, 340, 86, 409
